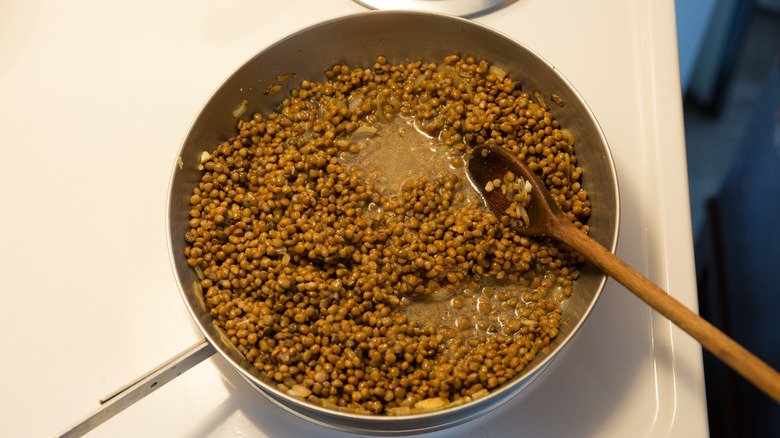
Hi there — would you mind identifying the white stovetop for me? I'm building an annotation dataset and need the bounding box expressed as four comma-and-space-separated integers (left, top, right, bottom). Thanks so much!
0, 0, 708, 437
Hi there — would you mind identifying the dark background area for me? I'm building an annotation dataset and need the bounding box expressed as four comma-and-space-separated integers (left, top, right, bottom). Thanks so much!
681, 1, 780, 436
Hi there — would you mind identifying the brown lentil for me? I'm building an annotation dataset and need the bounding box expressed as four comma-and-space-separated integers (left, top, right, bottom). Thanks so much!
184, 55, 591, 415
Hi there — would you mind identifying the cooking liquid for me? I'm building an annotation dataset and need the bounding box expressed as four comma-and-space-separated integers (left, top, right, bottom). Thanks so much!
342, 117, 569, 341
340, 117, 476, 199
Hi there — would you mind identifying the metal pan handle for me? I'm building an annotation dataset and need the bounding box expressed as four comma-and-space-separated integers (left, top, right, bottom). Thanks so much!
57, 339, 216, 437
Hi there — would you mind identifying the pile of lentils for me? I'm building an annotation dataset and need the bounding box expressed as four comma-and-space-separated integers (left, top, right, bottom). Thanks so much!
184, 55, 592, 415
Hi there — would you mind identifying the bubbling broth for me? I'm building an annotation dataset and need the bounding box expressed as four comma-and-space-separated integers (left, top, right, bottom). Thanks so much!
184, 55, 591, 415
340, 117, 476, 199
343, 118, 457, 193
402, 276, 570, 344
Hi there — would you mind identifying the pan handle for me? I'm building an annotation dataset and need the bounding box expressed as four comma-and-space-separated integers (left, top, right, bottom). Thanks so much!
58, 339, 216, 437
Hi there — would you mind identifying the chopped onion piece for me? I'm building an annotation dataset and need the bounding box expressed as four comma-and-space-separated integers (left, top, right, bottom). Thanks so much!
488, 65, 507, 80
415, 397, 447, 411
232, 100, 248, 118
429, 288, 454, 301
264, 84, 282, 96
387, 406, 411, 416
559, 128, 575, 146
193, 281, 205, 310
388, 95, 402, 111
550, 93, 566, 107
520, 207, 530, 227
349, 125, 378, 143
413, 73, 426, 90
464, 81, 474, 103
532, 90, 546, 108
449, 70, 461, 87
288, 384, 312, 398
275, 72, 297, 81
436, 63, 455, 74
348, 95, 363, 110
472, 388, 489, 399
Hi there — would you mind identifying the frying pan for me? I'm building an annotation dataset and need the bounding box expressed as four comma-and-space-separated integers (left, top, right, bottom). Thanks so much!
61, 10, 619, 436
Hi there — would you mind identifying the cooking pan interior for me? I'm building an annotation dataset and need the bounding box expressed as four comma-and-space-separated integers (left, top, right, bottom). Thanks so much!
167, 10, 619, 435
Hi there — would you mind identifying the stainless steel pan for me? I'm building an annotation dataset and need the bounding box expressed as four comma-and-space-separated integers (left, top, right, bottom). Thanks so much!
61, 10, 619, 437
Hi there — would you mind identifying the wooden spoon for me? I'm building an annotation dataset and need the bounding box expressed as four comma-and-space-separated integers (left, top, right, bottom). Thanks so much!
467, 143, 780, 404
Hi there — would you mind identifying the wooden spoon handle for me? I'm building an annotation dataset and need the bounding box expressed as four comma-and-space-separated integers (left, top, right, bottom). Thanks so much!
554, 221, 780, 404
